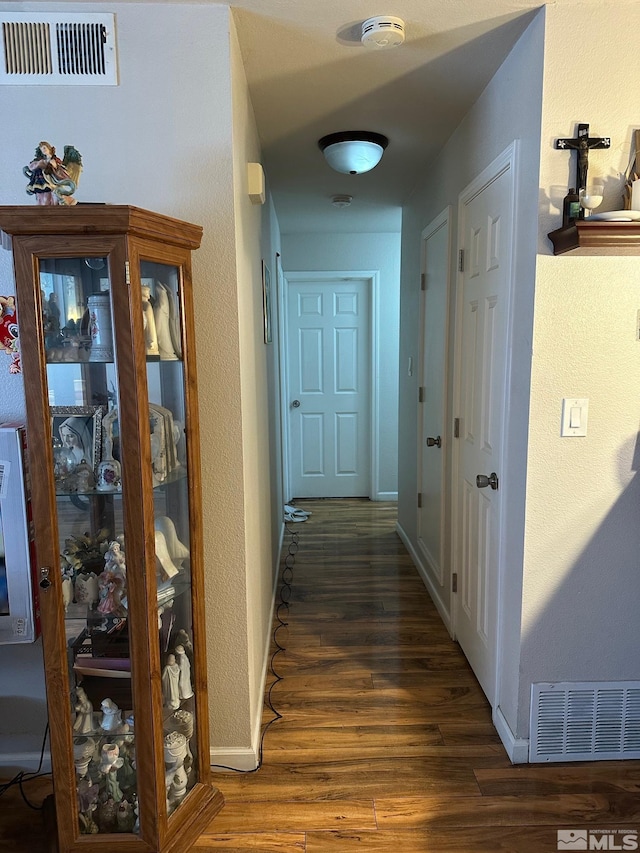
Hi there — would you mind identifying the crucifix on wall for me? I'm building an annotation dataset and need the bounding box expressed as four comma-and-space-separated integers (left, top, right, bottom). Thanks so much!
555, 123, 610, 194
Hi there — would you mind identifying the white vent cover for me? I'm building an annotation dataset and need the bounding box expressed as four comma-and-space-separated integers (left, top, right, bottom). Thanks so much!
530, 681, 640, 762
0, 13, 117, 85
361, 16, 405, 49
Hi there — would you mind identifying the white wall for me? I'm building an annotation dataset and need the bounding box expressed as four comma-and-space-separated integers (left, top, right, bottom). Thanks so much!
281, 231, 400, 499
0, 2, 281, 770
228, 16, 283, 764
398, 12, 544, 742
400, 0, 640, 752
518, 0, 640, 737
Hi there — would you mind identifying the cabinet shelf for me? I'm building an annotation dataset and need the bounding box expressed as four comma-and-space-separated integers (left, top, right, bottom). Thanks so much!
46, 355, 185, 365
548, 220, 640, 255
55, 467, 188, 498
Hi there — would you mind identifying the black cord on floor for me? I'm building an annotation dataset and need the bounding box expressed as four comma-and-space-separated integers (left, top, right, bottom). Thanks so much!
0, 721, 51, 808
210, 522, 300, 773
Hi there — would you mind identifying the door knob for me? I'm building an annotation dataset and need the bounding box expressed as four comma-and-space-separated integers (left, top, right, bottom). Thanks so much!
476, 472, 499, 491
426, 436, 442, 448
292, 400, 301, 408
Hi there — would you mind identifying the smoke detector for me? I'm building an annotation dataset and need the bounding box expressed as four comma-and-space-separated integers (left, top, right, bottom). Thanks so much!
361, 16, 405, 48
331, 195, 353, 208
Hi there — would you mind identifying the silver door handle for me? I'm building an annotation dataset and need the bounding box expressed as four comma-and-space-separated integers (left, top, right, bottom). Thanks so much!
292, 400, 301, 408
426, 436, 441, 448
476, 473, 499, 491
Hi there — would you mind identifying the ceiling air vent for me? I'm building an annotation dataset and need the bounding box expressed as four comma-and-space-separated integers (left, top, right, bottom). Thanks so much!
530, 681, 640, 762
1, 13, 117, 85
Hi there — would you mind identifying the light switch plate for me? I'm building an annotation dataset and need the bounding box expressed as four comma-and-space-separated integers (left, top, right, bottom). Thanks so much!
561, 398, 588, 437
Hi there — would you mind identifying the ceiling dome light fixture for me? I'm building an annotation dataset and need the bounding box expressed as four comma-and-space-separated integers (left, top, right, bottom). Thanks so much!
318, 131, 389, 175
361, 16, 405, 48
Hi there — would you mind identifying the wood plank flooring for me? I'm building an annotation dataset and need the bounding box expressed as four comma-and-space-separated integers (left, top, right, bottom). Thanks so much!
198, 499, 640, 852
3, 498, 640, 852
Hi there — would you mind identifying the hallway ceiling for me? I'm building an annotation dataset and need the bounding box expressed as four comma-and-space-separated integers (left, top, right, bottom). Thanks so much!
227, 0, 550, 234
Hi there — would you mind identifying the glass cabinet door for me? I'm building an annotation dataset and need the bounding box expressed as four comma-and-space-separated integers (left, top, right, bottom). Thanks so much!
38, 254, 203, 833
39, 254, 139, 836
138, 260, 200, 817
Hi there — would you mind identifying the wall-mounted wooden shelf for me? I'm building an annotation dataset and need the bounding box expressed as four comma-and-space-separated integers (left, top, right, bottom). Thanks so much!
548, 220, 640, 255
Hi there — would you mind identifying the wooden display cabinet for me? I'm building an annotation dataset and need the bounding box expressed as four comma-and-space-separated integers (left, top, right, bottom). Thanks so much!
0, 206, 223, 852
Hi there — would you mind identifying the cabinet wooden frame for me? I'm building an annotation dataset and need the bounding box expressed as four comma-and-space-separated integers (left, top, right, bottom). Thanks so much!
0, 206, 223, 852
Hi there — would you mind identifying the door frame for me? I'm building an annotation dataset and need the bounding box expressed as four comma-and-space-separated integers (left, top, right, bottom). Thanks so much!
281, 270, 380, 501
450, 141, 519, 708
416, 206, 452, 619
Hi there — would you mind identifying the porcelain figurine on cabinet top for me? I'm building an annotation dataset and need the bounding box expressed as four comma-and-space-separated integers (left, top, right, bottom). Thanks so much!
24, 141, 82, 206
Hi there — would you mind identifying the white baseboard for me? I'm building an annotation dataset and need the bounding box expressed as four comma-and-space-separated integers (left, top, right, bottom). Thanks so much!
493, 705, 529, 764
209, 745, 258, 772
373, 491, 398, 501
395, 520, 451, 634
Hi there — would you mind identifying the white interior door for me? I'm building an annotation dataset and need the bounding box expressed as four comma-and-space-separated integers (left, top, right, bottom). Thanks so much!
417, 209, 451, 594
287, 277, 370, 498
453, 146, 516, 704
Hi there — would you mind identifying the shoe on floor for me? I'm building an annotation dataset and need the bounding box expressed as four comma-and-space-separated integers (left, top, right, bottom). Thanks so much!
284, 504, 311, 518
284, 511, 307, 522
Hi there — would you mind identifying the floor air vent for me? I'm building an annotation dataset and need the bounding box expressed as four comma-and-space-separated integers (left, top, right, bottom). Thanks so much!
1, 13, 117, 85
530, 681, 640, 762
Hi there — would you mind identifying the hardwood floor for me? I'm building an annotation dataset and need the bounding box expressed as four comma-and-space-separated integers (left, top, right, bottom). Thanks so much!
199, 499, 640, 852
3, 499, 640, 852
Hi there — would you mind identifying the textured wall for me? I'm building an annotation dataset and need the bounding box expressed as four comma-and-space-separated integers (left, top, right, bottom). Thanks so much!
0, 2, 272, 764
519, 0, 640, 736
523, 257, 640, 700
229, 18, 282, 756
399, 0, 640, 747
